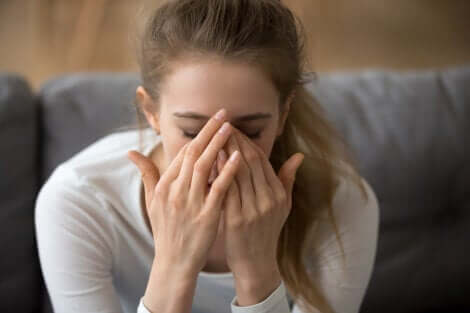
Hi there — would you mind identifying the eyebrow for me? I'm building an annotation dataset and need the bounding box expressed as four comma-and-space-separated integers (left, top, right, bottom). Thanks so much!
173, 111, 272, 122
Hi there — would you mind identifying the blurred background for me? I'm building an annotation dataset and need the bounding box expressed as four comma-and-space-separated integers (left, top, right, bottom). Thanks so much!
1, 0, 470, 90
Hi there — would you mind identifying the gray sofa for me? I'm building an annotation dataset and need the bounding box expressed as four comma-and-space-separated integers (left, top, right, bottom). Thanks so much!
1, 66, 468, 313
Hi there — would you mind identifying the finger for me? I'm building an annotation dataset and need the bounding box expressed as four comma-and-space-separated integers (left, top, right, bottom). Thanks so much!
241, 130, 304, 213
127, 150, 160, 209
252, 143, 285, 198
223, 177, 241, 227
225, 132, 257, 218
219, 148, 241, 222
157, 142, 190, 195
208, 162, 217, 184
232, 129, 273, 212
188, 121, 233, 204
235, 129, 285, 202
278, 152, 304, 200
216, 149, 227, 203
217, 149, 227, 174
217, 148, 242, 219
177, 109, 228, 195
207, 150, 224, 185
205, 150, 241, 217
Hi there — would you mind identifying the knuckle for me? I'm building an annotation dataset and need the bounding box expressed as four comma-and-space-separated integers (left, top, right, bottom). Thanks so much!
193, 159, 207, 175
227, 217, 243, 229
169, 193, 184, 210
245, 214, 258, 225
245, 150, 259, 163
277, 191, 287, 205
260, 198, 274, 212
154, 183, 165, 199
192, 213, 205, 226
209, 181, 224, 195
186, 144, 201, 160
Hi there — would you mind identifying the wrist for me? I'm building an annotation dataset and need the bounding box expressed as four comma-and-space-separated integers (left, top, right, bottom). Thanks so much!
153, 259, 200, 280
233, 261, 280, 285
144, 260, 199, 312
234, 265, 282, 306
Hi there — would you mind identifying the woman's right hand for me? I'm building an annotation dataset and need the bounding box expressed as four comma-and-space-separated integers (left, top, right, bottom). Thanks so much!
127, 108, 240, 277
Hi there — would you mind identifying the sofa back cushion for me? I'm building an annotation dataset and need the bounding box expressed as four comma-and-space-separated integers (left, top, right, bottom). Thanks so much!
307, 67, 469, 312
0, 73, 41, 313
38, 73, 142, 184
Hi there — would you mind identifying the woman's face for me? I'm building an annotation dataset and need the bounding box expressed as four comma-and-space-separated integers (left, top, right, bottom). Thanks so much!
137, 59, 291, 175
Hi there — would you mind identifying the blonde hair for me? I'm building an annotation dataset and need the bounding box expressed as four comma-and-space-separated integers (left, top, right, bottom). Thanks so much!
125, 1, 369, 312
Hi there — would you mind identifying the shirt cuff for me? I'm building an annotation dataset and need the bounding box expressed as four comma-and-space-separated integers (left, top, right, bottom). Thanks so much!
230, 280, 290, 313
137, 297, 152, 313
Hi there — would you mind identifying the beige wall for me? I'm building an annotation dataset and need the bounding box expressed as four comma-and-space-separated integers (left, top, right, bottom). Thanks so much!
295, 0, 470, 71
1, 0, 469, 90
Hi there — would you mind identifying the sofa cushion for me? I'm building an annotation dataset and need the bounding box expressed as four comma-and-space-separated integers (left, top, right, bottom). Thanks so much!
38, 72, 141, 184
308, 65, 470, 313
0, 73, 41, 313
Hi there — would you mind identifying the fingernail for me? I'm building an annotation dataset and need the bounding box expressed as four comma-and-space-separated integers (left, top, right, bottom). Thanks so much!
229, 150, 239, 162
218, 122, 230, 134
214, 108, 226, 120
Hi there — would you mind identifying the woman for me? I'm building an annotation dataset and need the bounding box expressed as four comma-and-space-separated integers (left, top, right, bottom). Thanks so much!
35, 1, 379, 313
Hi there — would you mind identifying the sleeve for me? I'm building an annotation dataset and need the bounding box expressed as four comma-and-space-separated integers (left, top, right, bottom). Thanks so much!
230, 280, 290, 313
35, 166, 124, 313
137, 297, 152, 313
291, 175, 380, 313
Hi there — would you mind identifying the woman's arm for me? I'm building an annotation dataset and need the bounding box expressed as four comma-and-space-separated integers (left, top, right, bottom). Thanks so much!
35, 167, 124, 313
140, 260, 198, 313
36, 165, 202, 313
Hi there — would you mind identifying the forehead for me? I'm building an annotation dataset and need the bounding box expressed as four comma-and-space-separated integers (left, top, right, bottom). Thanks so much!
159, 60, 279, 116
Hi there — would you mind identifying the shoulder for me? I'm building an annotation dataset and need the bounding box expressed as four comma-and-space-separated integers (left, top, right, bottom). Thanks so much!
35, 163, 117, 263
35, 128, 158, 247
40, 128, 157, 207
301, 162, 380, 313
34, 129, 144, 241
35, 163, 111, 232
305, 160, 380, 270
332, 162, 380, 233
60, 128, 150, 176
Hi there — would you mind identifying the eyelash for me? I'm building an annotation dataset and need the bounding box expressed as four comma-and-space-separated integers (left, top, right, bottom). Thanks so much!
182, 130, 261, 139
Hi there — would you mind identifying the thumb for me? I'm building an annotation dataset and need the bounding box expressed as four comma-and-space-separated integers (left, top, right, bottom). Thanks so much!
278, 153, 304, 201
127, 150, 160, 209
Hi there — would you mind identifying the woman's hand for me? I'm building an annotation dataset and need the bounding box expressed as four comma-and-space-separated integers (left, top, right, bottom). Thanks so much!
127, 109, 241, 277
218, 128, 304, 287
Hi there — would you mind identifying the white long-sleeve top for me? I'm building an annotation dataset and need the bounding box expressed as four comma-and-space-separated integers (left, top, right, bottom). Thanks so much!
35, 127, 380, 313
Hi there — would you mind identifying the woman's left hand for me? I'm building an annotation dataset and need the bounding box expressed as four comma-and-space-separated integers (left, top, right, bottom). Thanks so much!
217, 126, 304, 286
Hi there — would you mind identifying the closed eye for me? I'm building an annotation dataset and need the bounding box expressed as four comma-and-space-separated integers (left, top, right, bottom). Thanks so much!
182, 130, 261, 139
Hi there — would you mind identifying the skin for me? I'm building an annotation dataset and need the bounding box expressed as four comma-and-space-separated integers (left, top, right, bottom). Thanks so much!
138, 59, 292, 271
130, 58, 304, 310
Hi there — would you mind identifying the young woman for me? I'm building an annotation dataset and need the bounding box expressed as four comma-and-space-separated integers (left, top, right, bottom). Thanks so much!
35, 1, 379, 313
